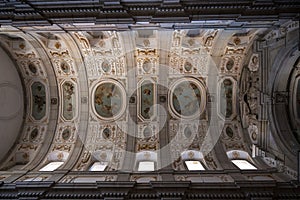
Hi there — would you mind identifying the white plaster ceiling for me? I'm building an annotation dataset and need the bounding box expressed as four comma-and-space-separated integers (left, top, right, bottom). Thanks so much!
0, 46, 24, 162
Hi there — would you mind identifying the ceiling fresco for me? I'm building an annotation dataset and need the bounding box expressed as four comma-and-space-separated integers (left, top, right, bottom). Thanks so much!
170, 79, 204, 118
94, 81, 125, 119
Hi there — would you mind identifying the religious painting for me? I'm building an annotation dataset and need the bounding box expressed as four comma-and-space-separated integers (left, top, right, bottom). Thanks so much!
140, 81, 154, 119
94, 82, 123, 119
172, 80, 202, 117
62, 81, 76, 120
31, 82, 46, 120
220, 79, 233, 118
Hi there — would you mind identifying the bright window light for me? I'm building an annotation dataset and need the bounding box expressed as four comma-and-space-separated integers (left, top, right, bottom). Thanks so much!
138, 161, 155, 171
89, 162, 107, 171
23, 177, 43, 181
39, 161, 64, 171
185, 161, 205, 171
232, 160, 257, 170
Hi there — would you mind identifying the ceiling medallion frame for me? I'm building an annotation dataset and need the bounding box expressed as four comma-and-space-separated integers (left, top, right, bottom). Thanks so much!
168, 77, 206, 120
91, 79, 126, 121
29, 80, 49, 122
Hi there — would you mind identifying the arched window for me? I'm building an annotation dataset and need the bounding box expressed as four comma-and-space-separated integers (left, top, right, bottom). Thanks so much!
231, 159, 257, 170
181, 150, 206, 171
89, 161, 108, 171
39, 150, 69, 171
136, 151, 157, 172
89, 150, 112, 171
227, 150, 257, 170
39, 161, 64, 172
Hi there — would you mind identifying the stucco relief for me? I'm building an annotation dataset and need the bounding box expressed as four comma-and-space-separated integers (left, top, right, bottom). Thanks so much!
240, 68, 259, 128
169, 30, 214, 76
74, 31, 126, 78
136, 124, 158, 152
264, 21, 299, 41
170, 120, 211, 170
220, 124, 245, 151
76, 122, 127, 171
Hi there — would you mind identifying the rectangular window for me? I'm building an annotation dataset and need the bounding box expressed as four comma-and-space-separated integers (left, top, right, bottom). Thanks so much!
231, 160, 257, 170
185, 161, 205, 171
138, 161, 155, 171
39, 161, 64, 171
89, 162, 107, 171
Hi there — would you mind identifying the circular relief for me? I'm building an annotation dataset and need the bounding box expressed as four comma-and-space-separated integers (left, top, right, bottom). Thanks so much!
93, 80, 126, 120
62, 128, 71, 140
102, 128, 111, 139
169, 78, 206, 119
30, 128, 39, 141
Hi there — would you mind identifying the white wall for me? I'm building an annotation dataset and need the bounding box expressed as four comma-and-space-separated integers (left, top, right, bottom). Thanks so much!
0, 46, 24, 162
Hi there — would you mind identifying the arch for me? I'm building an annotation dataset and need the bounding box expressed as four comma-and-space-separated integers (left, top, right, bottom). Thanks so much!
268, 44, 300, 160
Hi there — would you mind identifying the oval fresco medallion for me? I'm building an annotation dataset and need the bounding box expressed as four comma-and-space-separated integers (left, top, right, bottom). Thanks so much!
30, 128, 39, 141
143, 126, 152, 138
102, 128, 111, 139
94, 81, 125, 119
31, 82, 46, 120
101, 60, 111, 73
62, 128, 71, 140
226, 58, 234, 71
225, 126, 234, 138
60, 61, 70, 74
28, 63, 37, 74
184, 61, 193, 72
170, 79, 205, 118
184, 126, 192, 138
142, 60, 152, 73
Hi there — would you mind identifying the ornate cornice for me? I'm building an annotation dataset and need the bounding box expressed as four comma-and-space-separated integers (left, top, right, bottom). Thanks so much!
0, 180, 299, 199
0, 0, 299, 28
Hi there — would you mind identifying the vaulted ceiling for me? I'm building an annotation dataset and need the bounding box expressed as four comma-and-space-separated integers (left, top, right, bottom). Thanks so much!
0, 0, 299, 199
